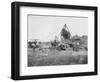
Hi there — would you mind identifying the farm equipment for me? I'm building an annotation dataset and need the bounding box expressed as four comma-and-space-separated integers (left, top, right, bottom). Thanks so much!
28, 24, 88, 52
51, 24, 87, 51
28, 39, 40, 49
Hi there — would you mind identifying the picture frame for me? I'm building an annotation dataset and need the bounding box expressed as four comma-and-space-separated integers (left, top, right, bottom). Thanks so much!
11, 1, 98, 80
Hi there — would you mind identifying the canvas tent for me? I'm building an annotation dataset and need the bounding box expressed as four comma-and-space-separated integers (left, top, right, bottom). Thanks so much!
60, 24, 71, 40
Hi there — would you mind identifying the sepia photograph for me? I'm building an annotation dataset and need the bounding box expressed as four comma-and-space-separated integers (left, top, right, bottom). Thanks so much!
27, 15, 88, 67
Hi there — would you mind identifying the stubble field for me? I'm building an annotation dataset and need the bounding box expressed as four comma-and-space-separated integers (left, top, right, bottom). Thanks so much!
28, 48, 88, 67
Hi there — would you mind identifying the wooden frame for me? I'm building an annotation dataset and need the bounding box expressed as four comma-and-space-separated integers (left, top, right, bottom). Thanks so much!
11, 1, 98, 80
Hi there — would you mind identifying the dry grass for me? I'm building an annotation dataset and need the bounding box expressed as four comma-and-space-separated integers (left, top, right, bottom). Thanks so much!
28, 48, 88, 67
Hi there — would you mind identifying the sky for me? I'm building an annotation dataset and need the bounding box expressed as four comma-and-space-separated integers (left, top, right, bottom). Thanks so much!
28, 15, 88, 42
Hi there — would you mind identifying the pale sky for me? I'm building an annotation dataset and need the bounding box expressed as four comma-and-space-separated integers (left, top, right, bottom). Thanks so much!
28, 15, 88, 42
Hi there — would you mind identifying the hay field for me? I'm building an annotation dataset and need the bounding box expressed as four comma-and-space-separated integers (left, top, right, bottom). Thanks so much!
28, 48, 88, 67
